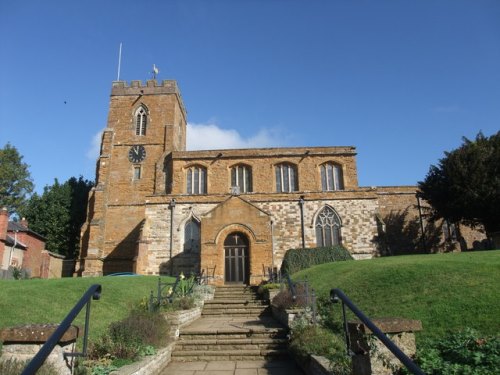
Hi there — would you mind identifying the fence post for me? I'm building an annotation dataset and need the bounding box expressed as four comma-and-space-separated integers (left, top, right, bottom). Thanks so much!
312, 289, 317, 325
149, 290, 154, 312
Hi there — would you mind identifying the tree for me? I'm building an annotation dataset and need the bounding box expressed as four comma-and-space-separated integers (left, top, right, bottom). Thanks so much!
418, 131, 500, 238
20, 176, 93, 258
0, 143, 34, 215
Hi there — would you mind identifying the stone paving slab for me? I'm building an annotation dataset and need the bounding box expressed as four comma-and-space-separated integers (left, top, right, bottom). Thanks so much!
182, 316, 285, 333
161, 359, 304, 375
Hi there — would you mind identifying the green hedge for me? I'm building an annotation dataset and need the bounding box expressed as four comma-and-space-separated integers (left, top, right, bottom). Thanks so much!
281, 245, 353, 275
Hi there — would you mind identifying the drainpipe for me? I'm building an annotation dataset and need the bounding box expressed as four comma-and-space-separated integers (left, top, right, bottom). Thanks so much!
416, 194, 427, 253
9, 231, 18, 268
299, 196, 306, 249
270, 220, 275, 277
169, 198, 176, 276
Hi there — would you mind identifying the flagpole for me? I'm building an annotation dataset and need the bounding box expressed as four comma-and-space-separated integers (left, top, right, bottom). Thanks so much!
117, 43, 122, 81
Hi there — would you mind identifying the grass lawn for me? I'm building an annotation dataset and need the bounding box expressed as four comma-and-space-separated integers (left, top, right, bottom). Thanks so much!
293, 250, 500, 342
0, 275, 175, 340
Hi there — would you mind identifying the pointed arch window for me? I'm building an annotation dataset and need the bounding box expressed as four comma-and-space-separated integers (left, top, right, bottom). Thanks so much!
275, 163, 298, 192
186, 165, 207, 194
135, 107, 147, 136
184, 219, 201, 253
320, 163, 344, 191
231, 165, 252, 193
315, 206, 342, 247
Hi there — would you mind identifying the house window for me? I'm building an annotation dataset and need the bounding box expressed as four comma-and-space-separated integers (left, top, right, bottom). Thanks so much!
135, 107, 147, 136
133, 166, 141, 180
275, 163, 297, 192
187, 166, 207, 194
320, 163, 344, 191
231, 165, 252, 193
184, 219, 200, 253
315, 206, 342, 247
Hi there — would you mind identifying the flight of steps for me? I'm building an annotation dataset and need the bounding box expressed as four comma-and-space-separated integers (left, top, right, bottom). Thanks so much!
172, 285, 289, 361
202, 285, 270, 317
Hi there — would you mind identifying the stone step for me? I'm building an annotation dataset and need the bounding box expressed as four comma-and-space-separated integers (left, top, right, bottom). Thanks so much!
213, 294, 260, 299
201, 306, 270, 313
171, 349, 289, 361
179, 328, 287, 340
211, 299, 261, 303
176, 338, 288, 351
204, 301, 267, 307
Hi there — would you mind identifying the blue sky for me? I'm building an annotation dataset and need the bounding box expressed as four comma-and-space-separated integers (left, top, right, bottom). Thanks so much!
1, 0, 499, 193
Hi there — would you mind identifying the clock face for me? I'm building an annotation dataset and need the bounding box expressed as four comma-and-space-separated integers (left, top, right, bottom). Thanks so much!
128, 145, 146, 163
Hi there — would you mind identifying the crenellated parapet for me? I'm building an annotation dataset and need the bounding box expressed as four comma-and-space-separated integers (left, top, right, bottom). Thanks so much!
111, 80, 187, 118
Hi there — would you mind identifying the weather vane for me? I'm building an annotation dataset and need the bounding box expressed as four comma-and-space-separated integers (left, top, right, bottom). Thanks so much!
152, 64, 159, 80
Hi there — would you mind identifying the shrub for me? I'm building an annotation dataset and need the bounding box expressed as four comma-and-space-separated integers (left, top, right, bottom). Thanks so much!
257, 282, 281, 295
88, 310, 170, 362
409, 328, 500, 375
281, 245, 353, 275
289, 325, 350, 374
109, 310, 170, 348
272, 283, 309, 310
160, 296, 195, 311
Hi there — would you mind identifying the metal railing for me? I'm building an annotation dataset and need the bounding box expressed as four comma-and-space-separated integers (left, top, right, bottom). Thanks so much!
149, 273, 200, 311
330, 288, 425, 375
22, 284, 102, 375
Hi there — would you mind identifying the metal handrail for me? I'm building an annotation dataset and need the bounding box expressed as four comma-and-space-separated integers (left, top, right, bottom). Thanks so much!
22, 284, 102, 375
330, 288, 425, 375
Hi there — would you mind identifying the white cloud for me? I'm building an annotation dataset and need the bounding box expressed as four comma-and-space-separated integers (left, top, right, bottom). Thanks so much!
187, 122, 285, 150
86, 129, 103, 160
85, 122, 287, 161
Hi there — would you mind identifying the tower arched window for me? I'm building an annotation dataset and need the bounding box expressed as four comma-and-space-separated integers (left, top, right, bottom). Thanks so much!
184, 219, 201, 253
315, 206, 342, 247
275, 163, 298, 192
186, 166, 207, 194
135, 107, 147, 136
320, 163, 344, 191
231, 165, 252, 193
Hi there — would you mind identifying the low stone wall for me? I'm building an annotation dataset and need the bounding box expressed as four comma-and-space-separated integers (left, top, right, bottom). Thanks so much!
110, 343, 175, 375
271, 304, 304, 328
0, 324, 79, 375
348, 318, 422, 375
112, 305, 205, 374
162, 306, 203, 337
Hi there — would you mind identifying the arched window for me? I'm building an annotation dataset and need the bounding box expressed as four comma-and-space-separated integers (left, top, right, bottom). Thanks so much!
231, 165, 252, 193
184, 219, 200, 253
275, 163, 297, 192
315, 206, 342, 247
186, 165, 207, 194
320, 163, 344, 191
135, 107, 147, 136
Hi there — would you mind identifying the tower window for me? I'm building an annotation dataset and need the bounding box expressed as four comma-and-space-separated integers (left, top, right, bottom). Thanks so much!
320, 163, 344, 191
135, 107, 147, 136
187, 166, 207, 194
315, 206, 342, 247
231, 165, 252, 193
275, 163, 297, 192
133, 166, 141, 180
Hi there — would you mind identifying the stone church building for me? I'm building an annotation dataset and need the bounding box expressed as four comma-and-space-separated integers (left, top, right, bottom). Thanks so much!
77, 79, 485, 284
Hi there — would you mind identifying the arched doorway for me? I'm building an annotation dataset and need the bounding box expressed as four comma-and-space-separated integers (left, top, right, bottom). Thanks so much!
224, 232, 249, 284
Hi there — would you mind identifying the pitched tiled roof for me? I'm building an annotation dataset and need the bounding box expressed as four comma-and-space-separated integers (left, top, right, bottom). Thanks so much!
7, 222, 47, 241
4, 235, 27, 249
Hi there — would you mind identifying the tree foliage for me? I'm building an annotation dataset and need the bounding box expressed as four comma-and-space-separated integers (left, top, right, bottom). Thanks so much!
0, 143, 34, 215
20, 176, 93, 258
418, 131, 500, 235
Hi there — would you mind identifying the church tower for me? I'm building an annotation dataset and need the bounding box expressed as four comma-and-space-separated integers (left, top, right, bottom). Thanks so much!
79, 80, 187, 276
